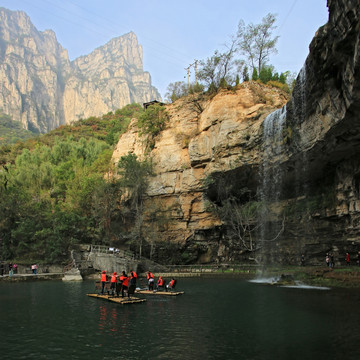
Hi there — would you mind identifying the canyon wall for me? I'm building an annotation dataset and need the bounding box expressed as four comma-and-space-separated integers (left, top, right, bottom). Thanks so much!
0, 8, 160, 133
112, 0, 360, 265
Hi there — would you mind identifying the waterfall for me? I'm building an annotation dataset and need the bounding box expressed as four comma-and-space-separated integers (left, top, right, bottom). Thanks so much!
257, 105, 287, 265
261, 105, 287, 203
256, 64, 308, 266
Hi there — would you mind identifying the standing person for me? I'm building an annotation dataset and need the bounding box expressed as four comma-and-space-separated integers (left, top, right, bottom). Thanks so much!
156, 276, 164, 290
8, 263, 13, 277
130, 270, 137, 286
0, 261, 4, 276
330, 253, 335, 268
129, 270, 137, 297
167, 278, 176, 291
31, 264, 37, 274
110, 272, 117, 296
100, 270, 108, 294
13, 263, 18, 274
147, 271, 154, 291
300, 254, 305, 266
345, 252, 350, 266
325, 254, 330, 267
357, 251, 360, 266
119, 271, 129, 298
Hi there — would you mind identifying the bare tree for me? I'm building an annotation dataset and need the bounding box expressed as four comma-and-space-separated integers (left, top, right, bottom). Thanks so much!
237, 13, 279, 76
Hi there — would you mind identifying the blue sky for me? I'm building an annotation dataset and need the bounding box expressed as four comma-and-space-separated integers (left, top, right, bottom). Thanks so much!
1, 0, 328, 98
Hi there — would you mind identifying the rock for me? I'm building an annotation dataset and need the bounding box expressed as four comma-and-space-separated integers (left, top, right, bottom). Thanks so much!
111, 0, 360, 265
62, 268, 83, 281
0, 8, 160, 133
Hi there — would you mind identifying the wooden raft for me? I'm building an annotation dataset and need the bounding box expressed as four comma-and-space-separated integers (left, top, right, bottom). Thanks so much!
87, 293, 146, 305
135, 289, 184, 296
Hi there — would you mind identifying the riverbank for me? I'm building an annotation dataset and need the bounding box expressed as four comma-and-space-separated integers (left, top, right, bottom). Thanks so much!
2, 266, 360, 288
0, 273, 63, 282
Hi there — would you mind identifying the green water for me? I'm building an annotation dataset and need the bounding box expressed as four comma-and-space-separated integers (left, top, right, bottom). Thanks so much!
0, 278, 360, 359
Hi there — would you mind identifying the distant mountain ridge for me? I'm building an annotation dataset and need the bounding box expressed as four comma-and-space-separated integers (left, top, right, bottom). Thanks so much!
0, 7, 161, 133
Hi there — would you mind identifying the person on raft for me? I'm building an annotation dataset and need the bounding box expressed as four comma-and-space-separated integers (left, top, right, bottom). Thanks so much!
100, 270, 108, 294
119, 271, 129, 298
110, 272, 117, 296
130, 270, 137, 286
147, 271, 154, 291
166, 278, 177, 291
156, 276, 164, 291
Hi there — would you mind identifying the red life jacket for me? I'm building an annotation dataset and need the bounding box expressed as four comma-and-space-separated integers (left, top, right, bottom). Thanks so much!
120, 275, 129, 287
130, 271, 137, 279
157, 277, 163, 286
169, 279, 175, 287
101, 273, 107, 282
147, 272, 154, 280
111, 274, 117, 283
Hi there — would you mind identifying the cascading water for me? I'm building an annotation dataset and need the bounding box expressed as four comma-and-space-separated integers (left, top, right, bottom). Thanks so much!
256, 64, 308, 269
257, 105, 287, 267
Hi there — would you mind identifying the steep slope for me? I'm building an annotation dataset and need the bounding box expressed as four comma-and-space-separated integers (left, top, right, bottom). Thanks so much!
0, 8, 160, 133
112, 0, 360, 265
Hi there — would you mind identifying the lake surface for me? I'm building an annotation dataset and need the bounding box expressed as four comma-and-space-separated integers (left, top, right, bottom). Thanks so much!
1, 277, 360, 359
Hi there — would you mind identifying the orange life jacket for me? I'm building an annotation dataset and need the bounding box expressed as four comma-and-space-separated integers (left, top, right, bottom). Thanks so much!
130, 271, 137, 279
147, 272, 154, 280
111, 274, 117, 283
157, 277, 163, 286
120, 275, 129, 287
101, 273, 107, 282
169, 279, 175, 287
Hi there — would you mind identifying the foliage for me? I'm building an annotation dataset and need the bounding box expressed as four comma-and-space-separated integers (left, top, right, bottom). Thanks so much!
0, 103, 145, 263
0, 112, 37, 146
137, 104, 169, 150
116, 152, 154, 256
0, 103, 142, 165
117, 152, 153, 208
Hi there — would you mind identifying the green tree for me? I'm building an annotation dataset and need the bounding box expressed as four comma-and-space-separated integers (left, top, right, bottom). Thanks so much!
117, 153, 153, 257
251, 67, 259, 81
259, 66, 273, 83
237, 13, 279, 76
137, 104, 169, 151
242, 66, 250, 82
165, 81, 188, 103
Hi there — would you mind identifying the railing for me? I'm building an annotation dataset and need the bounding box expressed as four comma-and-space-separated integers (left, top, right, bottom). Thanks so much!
90, 245, 134, 259
162, 264, 260, 273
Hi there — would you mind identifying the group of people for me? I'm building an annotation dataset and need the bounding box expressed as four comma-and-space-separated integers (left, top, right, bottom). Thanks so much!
324, 251, 360, 267
0, 263, 18, 276
146, 271, 176, 292
100, 270, 138, 298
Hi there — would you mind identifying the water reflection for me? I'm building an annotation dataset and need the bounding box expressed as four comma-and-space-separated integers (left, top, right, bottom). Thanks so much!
1, 279, 360, 359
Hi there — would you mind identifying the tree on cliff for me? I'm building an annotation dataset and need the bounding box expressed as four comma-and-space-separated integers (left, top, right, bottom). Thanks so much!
237, 13, 279, 76
117, 153, 153, 257
197, 37, 241, 91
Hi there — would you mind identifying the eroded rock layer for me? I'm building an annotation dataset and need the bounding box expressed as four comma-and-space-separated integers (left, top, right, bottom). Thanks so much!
0, 8, 160, 133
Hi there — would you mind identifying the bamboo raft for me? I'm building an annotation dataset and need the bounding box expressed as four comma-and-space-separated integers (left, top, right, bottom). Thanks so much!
87, 293, 147, 305
135, 289, 184, 296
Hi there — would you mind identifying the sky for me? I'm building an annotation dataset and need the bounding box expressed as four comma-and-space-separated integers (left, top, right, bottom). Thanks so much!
0, 0, 329, 98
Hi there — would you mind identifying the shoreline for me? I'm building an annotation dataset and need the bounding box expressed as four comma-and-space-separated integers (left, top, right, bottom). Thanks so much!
2, 266, 360, 289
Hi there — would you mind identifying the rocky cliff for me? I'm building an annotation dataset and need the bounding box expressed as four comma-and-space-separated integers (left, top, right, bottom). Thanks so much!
0, 8, 160, 133
112, 0, 360, 265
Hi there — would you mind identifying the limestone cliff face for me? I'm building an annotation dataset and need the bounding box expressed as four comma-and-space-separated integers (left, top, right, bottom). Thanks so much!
112, 84, 289, 255
0, 8, 70, 132
112, 0, 360, 265
64, 33, 160, 122
0, 8, 160, 133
